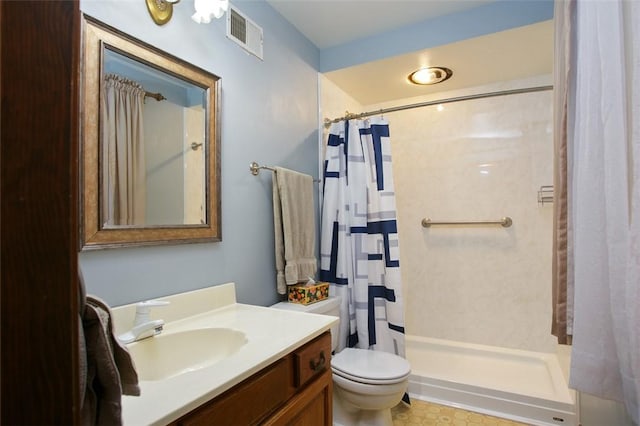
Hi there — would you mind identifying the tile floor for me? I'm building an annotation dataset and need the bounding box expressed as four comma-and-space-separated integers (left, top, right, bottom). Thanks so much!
391, 398, 530, 426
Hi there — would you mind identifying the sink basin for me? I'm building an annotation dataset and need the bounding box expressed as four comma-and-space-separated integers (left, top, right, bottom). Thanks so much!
128, 328, 248, 381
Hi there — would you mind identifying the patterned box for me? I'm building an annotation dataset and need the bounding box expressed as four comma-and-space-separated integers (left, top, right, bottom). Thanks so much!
287, 282, 329, 305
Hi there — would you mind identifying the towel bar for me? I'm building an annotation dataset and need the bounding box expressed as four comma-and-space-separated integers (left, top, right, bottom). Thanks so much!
250, 161, 320, 183
422, 217, 513, 228
249, 161, 275, 175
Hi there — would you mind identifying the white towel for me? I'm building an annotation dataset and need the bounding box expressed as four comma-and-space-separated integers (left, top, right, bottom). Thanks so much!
273, 167, 317, 294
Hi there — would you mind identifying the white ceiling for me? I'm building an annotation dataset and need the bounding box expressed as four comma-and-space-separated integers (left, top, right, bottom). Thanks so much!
325, 20, 553, 105
265, 0, 553, 105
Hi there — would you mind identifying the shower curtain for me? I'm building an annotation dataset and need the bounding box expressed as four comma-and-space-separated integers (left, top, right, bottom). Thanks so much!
553, 0, 640, 422
320, 117, 406, 359
551, 0, 574, 346
102, 74, 146, 226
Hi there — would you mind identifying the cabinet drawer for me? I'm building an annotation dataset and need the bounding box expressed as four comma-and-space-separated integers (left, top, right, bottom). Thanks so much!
293, 332, 331, 388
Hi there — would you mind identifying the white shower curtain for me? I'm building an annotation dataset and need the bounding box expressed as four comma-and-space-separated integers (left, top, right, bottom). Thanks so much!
320, 118, 406, 358
566, 0, 639, 422
102, 74, 146, 226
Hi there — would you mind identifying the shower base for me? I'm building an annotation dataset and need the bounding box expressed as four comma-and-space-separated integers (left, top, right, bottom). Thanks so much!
405, 335, 578, 426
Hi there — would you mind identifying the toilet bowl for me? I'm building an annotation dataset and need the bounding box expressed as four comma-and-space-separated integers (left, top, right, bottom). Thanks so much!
271, 297, 411, 426
331, 347, 410, 426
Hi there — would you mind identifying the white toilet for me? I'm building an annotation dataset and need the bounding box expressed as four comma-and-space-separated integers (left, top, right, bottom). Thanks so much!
271, 297, 411, 426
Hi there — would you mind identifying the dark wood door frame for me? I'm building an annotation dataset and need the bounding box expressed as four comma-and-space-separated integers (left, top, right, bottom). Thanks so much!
1, 1, 80, 424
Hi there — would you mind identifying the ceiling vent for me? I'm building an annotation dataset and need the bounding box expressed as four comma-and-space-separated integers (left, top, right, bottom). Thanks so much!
226, 5, 263, 60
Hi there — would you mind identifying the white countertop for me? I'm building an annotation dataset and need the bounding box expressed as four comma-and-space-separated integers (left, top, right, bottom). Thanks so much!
113, 283, 337, 425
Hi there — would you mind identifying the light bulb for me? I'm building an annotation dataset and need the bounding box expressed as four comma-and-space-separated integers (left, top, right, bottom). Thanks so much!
192, 0, 229, 23
408, 67, 453, 85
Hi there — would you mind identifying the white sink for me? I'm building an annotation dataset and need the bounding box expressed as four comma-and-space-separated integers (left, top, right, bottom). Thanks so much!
128, 328, 248, 381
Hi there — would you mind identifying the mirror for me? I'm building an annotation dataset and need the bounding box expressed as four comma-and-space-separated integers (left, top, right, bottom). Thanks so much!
80, 15, 221, 249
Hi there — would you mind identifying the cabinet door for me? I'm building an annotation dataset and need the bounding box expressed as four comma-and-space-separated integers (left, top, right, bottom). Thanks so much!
263, 368, 332, 426
174, 359, 293, 426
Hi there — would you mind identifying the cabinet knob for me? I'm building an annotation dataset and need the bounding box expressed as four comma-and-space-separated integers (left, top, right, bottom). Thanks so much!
309, 351, 326, 372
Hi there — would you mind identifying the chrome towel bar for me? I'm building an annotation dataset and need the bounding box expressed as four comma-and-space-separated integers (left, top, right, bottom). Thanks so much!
250, 161, 320, 183
249, 161, 275, 175
422, 217, 513, 228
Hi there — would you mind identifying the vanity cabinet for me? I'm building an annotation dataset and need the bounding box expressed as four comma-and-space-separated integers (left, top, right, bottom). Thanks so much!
170, 331, 332, 426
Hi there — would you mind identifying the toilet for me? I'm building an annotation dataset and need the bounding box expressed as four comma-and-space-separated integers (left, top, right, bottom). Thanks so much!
271, 297, 410, 426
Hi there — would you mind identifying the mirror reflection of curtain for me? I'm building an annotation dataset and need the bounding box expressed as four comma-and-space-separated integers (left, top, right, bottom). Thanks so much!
101, 74, 146, 226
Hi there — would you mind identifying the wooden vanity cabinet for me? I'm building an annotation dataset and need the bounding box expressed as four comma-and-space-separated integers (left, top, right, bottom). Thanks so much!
171, 331, 332, 426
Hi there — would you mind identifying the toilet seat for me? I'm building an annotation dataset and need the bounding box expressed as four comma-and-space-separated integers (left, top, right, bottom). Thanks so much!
331, 348, 411, 385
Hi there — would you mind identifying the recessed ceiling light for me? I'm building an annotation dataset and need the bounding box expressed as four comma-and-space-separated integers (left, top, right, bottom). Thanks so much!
408, 67, 453, 85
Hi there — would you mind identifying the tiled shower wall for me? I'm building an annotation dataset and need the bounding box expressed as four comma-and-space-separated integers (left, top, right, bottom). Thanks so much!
322, 75, 557, 353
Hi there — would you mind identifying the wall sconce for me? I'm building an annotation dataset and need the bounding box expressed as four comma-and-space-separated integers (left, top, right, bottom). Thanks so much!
146, 0, 229, 26
146, 0, 180, 25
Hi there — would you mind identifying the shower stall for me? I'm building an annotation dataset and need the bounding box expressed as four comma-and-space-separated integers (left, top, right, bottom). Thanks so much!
321, 76, 577, 426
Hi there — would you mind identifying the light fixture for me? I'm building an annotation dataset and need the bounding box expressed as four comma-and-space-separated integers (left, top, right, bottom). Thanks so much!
408, 67, 453, 85
146, 0, 228, 26
146, 0, 179, 26
192, 0, 229, 23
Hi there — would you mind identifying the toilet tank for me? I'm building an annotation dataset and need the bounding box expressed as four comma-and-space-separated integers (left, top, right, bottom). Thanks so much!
271, 296, 340, 352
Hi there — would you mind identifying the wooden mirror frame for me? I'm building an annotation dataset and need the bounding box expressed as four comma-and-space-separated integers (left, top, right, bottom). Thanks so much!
80, 15, 221, 250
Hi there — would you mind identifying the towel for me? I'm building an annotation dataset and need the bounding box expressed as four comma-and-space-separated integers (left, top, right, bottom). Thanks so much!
273, 167, 317, 294
79, 273, 88, 422
81, 294, 140, 426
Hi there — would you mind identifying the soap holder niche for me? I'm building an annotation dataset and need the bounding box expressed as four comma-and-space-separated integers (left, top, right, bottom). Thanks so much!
538, 185, 554, 205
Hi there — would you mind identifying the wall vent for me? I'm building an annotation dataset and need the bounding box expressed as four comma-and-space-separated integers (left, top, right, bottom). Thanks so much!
226, 5, 263, 60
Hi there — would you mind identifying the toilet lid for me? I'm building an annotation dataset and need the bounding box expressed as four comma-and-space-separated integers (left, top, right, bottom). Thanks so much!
331, 348, 411, 384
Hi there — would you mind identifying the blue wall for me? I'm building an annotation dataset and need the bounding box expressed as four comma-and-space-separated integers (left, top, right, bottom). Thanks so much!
79, 0, 320, 307
79, 0, 553, 308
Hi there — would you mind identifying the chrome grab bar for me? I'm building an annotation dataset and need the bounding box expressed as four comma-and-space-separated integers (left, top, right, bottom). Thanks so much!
421, 217, 513, 228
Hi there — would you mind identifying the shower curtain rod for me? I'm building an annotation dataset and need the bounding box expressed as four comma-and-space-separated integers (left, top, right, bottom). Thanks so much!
144, 91, 166, 102
323, 85, 553, 127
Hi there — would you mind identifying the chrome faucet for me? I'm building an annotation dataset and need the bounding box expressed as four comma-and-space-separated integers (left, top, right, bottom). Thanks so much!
118, 300, 170, 344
